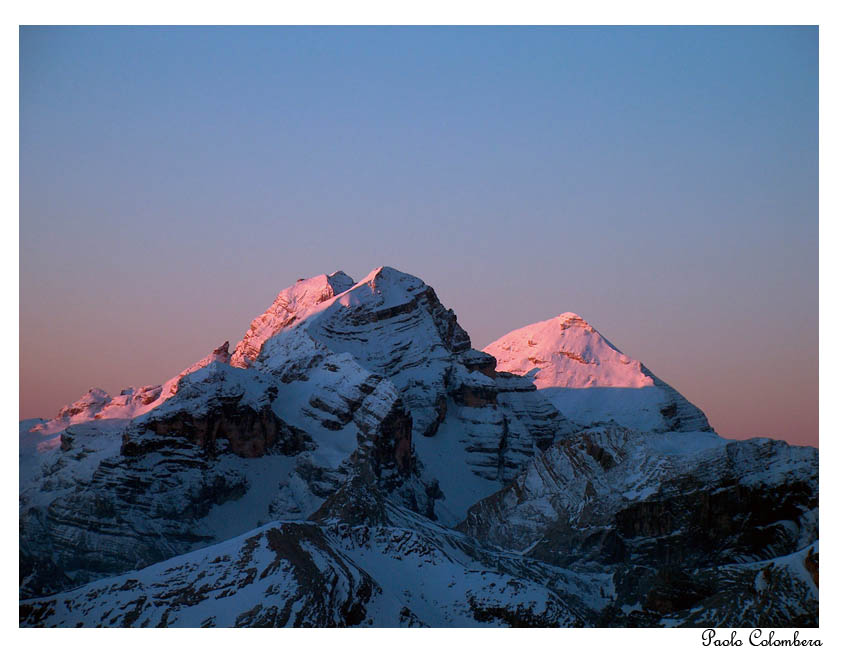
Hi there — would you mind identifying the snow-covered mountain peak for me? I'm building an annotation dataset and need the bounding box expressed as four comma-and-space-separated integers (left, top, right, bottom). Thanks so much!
557, 311, 585, 324
307, 265, 470, 354
259, 265, 473, 442
557, 312, 597, 334
350, 266, 426, 299
230, 267, 435, 371
230, 272, 357, 368
484, 313, 713, 433
162, 340, 232, 396
326, 270, 355, 294
55, 388, 112, 420
484, 313, 649, 390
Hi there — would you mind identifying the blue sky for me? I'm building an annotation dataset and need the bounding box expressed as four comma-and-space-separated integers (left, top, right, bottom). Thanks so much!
20, 26, 818, 444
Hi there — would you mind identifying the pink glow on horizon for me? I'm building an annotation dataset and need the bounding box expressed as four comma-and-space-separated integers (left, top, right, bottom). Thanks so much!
20, 27, 818, 447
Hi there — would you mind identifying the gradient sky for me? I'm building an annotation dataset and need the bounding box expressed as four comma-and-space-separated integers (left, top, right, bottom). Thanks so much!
19, 26, 818, 446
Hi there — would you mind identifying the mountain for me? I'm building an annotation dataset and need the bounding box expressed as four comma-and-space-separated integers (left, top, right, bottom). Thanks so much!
229, 271, 355, 369
483, 312, 712, 433
19, 267, 818, 627
458, 426, 817, 626
21, 465, 606, 627
19, 267, 573, 597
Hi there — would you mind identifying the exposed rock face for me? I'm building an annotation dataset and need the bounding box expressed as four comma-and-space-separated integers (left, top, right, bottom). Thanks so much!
121, 400, 289, 459
460, 428, 817, 562
120, 363, 299, 459
365, 401, 414, 478
458, 426, 818, 625
612, 543, 819, 627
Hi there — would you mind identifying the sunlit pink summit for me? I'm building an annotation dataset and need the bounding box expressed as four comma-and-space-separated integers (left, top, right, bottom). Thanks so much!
231, 271, 354, 368
484, 312, 652, 389
484, 312, 712, 433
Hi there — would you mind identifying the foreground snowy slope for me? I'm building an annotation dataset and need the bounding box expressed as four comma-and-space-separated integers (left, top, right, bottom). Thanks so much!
21, 464, 609, 627
19, 266, 818, 627
20, 442, 818, 628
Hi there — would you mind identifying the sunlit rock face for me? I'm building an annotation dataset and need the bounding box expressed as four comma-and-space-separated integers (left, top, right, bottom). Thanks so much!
457, 426, 817, 626
230, 271, 355, 369
19, 267, 817, 627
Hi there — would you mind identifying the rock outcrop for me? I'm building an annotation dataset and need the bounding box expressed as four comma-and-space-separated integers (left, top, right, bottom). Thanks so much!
458, 426, 818, 625
22, 474, 599, 627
